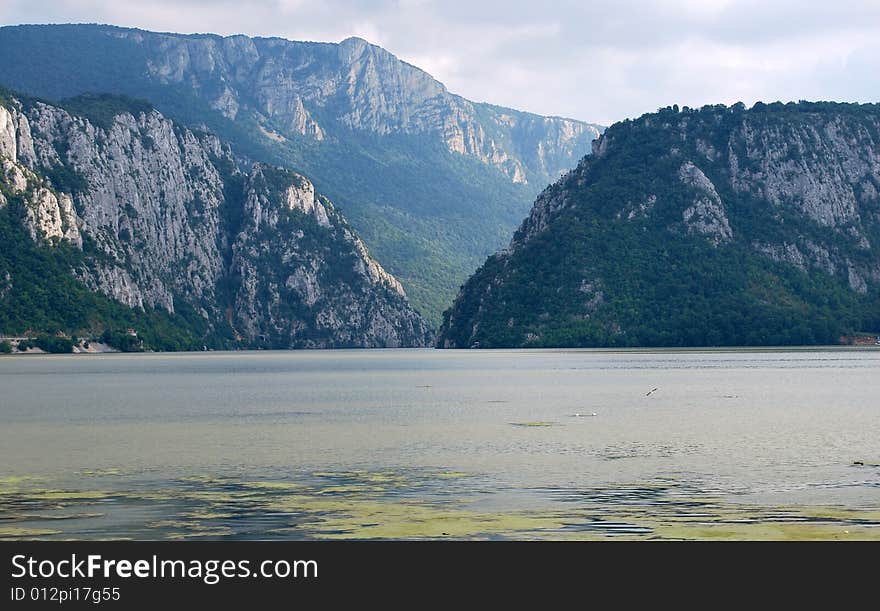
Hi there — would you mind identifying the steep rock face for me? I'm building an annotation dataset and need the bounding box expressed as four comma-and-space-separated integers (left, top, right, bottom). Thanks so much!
0, 104, 16, 159
438, 102, 880, 348
24, 188, 81, 245
0, 105, 81, 245
230, 164, 427, 347
22, 99, 227, 312
678, 161, 732, 244
0, 94, 430, 347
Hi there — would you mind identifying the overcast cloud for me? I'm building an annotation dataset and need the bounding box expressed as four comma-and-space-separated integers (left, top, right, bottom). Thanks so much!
2, 0, 879, 125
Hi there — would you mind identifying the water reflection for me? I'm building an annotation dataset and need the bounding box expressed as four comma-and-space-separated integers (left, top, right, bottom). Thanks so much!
2, 469, 879, 540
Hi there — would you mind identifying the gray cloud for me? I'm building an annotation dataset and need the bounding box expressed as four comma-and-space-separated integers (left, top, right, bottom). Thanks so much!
2, 0, 879, 124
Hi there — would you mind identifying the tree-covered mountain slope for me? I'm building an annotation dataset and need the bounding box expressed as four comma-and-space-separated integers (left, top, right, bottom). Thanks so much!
438, 102, 880, 348
0, 24, 604, 322
0, 90, 430, 348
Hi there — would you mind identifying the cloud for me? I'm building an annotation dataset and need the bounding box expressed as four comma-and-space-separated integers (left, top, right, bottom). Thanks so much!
2, 0, 879, 125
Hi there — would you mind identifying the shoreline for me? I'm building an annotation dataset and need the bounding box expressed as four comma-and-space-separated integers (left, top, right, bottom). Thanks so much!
0, 338, 119, 355
2, 344, 880, 357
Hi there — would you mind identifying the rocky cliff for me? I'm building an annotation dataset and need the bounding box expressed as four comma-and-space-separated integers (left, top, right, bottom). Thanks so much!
228, 163, 428, 347
438, 102, 880, 348
0, 24, 604, 322
0, 92, 430, 348
106, 30, 601, 186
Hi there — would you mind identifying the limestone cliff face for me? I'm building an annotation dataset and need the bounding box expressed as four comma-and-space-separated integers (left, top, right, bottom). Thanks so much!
23, 100, 227, 312
69, 26, 601, 185
438, 102, 880, 348
229, 164, 426, 347
0, 105, 81, 246
0, 95, 430, 347
513, 103, 880, 291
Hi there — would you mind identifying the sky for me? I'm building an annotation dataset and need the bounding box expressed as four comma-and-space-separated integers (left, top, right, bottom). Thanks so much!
2, 0, 880, 126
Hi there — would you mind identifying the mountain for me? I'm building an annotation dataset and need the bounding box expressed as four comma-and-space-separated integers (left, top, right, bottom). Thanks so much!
0, 23, 603, 322
438, 102, 880, 348
0, 89, 431, 349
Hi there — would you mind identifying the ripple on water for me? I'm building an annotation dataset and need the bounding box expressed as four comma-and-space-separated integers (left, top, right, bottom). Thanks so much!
2, 469, 880, 540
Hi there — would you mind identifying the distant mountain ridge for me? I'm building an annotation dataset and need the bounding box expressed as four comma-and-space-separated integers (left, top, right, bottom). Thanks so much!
438, 102, 880, 348
114, 30, 596, 185
0, 23, 604, 321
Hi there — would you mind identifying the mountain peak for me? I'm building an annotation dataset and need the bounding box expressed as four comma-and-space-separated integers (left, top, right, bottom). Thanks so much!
339, 35, 371, 47
337, 35, 377, 63
0, 23, 604, 185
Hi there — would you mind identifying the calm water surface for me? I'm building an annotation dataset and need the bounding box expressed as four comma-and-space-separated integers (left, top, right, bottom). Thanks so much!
1, 348, 878, 539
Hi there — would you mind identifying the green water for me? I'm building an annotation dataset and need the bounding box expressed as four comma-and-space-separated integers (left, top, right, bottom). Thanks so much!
1, 348, 878, 539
